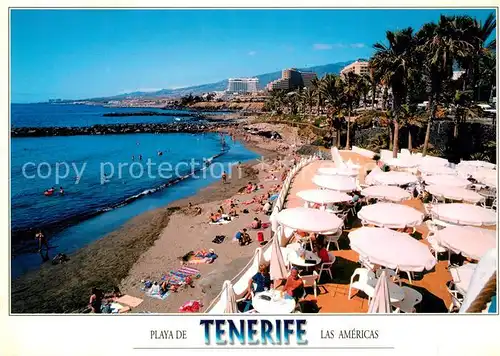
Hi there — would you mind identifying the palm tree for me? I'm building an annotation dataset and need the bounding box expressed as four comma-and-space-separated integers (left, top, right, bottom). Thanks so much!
367, 63, 381, 109
371, 28, 415, 158
301, 87, 315, 115
311, 77, 323, 115
417, 15, 475, 156
321, 74, 344, 147
342, 71, 360, 149
357, 74, 371, 109
458, 12, 496, 99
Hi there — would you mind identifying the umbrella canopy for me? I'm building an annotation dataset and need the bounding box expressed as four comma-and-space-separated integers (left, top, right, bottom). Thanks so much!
385, 157, 419, 168
221, 280, 237, 313
419, 165, 457, 176
472, 169, 497, 188
371, 171, 418, 186
317, 167, 359, 177
426, 185, 485, 203
276, 207, 343, 233
270, 234, 289, 281
297, 189, 352, 205
368, 270, 391, 313
460, 248, 497, 313
431, 203, 496, 226
313, 174, 357, 192
419, 155, 449, 167
361, 185, 411, 202
349, 227, 437, 272
424, 175, 471, 188
458, 160, 496, 170
357, 203, 424, 228
434, 226, 496, 260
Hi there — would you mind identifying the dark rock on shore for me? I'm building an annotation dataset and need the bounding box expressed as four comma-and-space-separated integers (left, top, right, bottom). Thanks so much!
11, 122, 237, 138
103, 111, 203, 118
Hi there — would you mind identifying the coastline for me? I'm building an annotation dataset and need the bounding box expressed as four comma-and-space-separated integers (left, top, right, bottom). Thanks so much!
10, 125, 298, 313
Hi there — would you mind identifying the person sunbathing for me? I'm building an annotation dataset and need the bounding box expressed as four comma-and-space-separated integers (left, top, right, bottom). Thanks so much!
215, 210, 222, 221
251, 217, 262, 229
262, 201, 272, 215
246, 182, 253, 194
209, 213, 218, 223
235, 228, 251, 246
219, 205, 225, 214
229, 205, 238, 217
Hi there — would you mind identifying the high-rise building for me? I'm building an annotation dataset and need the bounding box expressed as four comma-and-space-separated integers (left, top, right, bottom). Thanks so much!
340, 60, 370, 77
266, 68, 317, 91
226, 78, 259, 93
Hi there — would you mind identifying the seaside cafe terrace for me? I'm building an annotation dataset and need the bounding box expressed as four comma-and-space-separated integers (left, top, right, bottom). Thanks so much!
205, 146, 497, 314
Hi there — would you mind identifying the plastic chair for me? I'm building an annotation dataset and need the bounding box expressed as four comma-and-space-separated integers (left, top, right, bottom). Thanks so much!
391, 286, 423, 313
375, 268, 401, 286
318, 253, 336, 281
446, 281, 464, 312
358, 255, 375, 270
325, 230, 342, 251
425, 221, 447, 259
300, 271, 319, 298
348, 268, 377, 301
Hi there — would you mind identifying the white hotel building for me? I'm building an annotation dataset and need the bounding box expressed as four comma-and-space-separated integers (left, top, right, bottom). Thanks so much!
226, 78, 259, 94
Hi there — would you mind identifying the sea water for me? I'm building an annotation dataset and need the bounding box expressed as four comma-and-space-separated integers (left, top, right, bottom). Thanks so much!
11, 105, 258, 278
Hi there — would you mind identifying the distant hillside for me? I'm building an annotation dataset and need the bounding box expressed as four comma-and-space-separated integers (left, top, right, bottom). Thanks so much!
98, 61, 354, 100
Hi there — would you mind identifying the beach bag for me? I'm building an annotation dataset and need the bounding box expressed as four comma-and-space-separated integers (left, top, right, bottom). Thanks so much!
257, 231, 264, 243
243, 209, 249, 214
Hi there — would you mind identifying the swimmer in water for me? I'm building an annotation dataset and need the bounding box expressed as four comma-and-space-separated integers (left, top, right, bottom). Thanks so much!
139, 154, 142, 160
132, 155, 135, 161
59, 186, 65, 195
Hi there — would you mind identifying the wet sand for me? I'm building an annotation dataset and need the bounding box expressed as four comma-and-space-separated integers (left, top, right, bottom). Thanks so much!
11, 127, 301, 313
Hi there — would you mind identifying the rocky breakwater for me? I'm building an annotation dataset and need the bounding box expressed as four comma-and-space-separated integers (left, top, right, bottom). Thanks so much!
11, 122, 236, 138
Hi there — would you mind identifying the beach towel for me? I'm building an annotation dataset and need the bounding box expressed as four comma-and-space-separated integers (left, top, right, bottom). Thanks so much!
115, 295, 143, 308
145, 285, 170, 300
209, 219, 232, 225
179, 300, 203, 313
212, 235, 225, 244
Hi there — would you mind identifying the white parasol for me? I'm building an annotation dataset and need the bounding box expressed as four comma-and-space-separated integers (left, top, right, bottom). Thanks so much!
430, 203, 496, 226
357, 203, 424, 228
434, 226, 496, 260
371, 171, 419, 186
424, 175, 471, 188
361, 185, 411, 202
276, 207, 344, 233
297, 189, 352, 205
313, 174, 357, 192
426, 185, 485, 203
348, 227, 437, 272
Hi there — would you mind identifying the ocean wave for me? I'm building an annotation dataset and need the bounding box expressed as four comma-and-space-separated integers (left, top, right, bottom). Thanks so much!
11, 151, 227, 245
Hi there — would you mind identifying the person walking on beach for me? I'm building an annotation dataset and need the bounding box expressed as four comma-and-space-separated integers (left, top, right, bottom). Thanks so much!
35, 230, 49, 252
222, 171, 227, 184
89, 287, 103, 313
35, 229, 50, 261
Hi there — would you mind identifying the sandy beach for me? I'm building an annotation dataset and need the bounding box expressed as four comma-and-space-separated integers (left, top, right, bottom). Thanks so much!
11, 123, 304, 313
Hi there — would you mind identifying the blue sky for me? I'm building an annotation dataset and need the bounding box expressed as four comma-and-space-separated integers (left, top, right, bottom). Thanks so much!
11, 9, 495, 103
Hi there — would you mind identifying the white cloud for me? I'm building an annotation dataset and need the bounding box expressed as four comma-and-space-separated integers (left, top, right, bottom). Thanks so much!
248, 51, 257, 56
313, 43, 333, 50
313, 43, 366, 50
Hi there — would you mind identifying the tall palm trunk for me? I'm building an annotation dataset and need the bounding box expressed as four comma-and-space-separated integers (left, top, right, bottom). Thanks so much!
408, 128, 412, 150
392, 119, 399, 158
316, 94, 321, 115
388, 125, 393, 150
346, 106, 351, 149
371, 84, 376, 108
363, 94, 367, 109
422, 96, 434, 157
